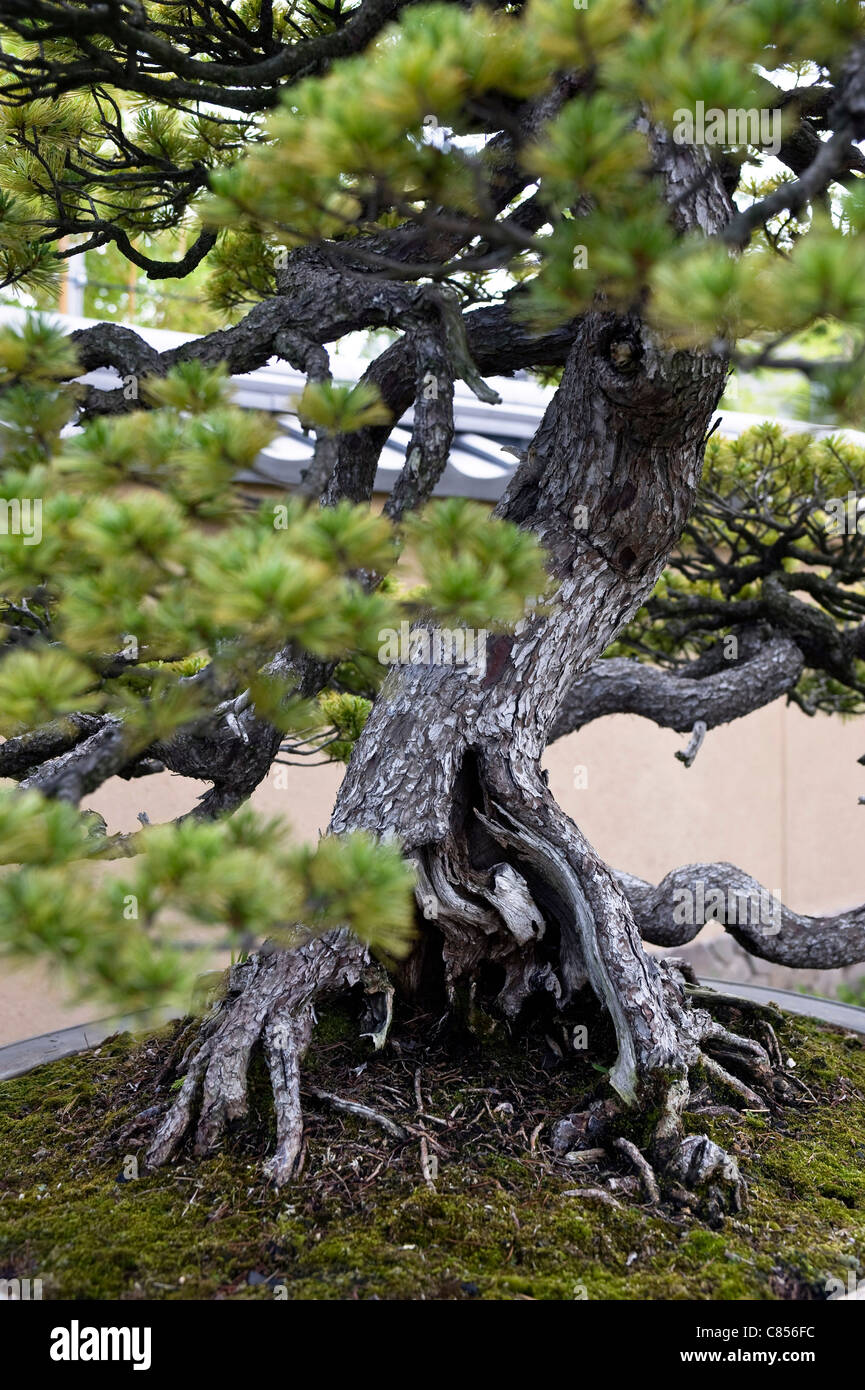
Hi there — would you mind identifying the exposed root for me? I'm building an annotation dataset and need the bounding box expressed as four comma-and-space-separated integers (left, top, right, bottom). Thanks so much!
412, 840, 566, 1020
261, 1003, 316, 1185
146, 930, 372, 1184
412, 753, 781, 1219
613, 1137, 660, 1204
549, 965, 788, 1217
143, 741, 819, 1214
145, 1035, 214, 1168
665, 1135, 747, 1219
686, 985, 787, 1072
699, 1018, 772, 1074
698, 1052, 768, 1111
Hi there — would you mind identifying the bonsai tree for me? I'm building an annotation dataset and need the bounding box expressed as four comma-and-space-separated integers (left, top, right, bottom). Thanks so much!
1, 0, 865, 1209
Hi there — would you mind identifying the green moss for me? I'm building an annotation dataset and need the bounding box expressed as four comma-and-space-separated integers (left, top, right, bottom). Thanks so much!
309, 999, 358, 1048
1, 1010, 865, 1300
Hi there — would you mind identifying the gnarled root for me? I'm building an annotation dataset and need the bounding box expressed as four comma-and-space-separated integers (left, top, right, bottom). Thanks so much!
665, 1135, 747, 1221
620, 959, 780, 1216
467, 752, 784, 1217
144, 740, 801, 1210
146, 929, 372, 1185
558, 965, 794, 1217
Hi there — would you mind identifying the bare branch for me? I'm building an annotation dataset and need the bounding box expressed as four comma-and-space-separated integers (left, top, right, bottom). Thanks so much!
722, 42, 865, 248
618, 862, 865, 970
549, 636, 804, 742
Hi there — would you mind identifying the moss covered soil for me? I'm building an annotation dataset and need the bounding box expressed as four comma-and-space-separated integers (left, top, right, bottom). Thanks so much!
2, 997, 865, 1300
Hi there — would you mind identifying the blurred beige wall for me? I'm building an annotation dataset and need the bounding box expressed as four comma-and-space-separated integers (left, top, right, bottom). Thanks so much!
549, 699, 865, 917
3, 697, 864, 1044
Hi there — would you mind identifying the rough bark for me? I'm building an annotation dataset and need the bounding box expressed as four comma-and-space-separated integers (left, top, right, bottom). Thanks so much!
316, 314, 751, 1194
146, 131, 782, 1205
549, 636, 805, 742
149, 301, 764, 1198
147, 932, 371, 1181
619, 862, 865, 968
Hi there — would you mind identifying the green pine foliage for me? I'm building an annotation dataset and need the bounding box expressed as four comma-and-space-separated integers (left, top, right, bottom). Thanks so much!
315, 691, 373, 763
0, 314, 547, 1005
0, 791, 415, 1010
192, 0, 865, 414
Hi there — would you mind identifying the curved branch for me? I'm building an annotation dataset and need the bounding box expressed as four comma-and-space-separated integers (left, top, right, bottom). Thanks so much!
618, 863, 865, 970
722, 41, 865, 248
549, 636, 804, 741
0, 0, 407, 113
12, 295, 577, 812
65, 281, 577, 421
69, 323, 163, 378
80, 225, 217, 281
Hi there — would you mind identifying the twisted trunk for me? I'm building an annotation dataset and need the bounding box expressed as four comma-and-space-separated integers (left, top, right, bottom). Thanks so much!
149, 310, 766, 1205
147, 133, 768, 1206
331, 311, 729, 1115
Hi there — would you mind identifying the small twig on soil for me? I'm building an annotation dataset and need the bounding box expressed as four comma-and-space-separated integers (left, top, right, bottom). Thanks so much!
414, 1068, 438, 1188
760, 1021, 785, 1070
181, 1184, 202, 1218
303, 1087, 409, 1141
565, 1147, 607, 1166
781, 1072, 819, 1104
561, 1187, 623, 1209
614, 1137, 660, 1204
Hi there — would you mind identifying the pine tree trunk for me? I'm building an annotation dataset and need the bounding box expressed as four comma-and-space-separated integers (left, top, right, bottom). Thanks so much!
331, 309, 729, 1108
148, 134, 766, 1209
149, 310, 765, 1209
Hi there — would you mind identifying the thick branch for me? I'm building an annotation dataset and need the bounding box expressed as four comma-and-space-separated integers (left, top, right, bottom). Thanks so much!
619, 862, 865, 970
0, 713, 105, 779
549, 636, 804, 741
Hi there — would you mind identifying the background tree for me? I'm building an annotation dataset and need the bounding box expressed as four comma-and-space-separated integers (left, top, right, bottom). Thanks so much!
1, 0, 865, 1209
